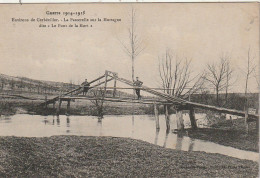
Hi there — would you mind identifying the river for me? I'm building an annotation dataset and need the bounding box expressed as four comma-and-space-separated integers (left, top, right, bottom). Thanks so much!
0, 114, 258, 162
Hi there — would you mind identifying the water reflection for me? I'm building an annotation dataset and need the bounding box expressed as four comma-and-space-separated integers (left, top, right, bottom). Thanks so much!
154, 131, 159, 145
188, 139, 195, 152
97, 117, 102, 123
175, 134, 183, 150
66, 116, 70, 133
163, 131, 169, 147
97, 117, 103, 136
56, 116, 60, 126
131, 115, 135, 137
52, 115, 55, 125
43, 119, 48, 125
66, 117, 70, 127
0, 114, 258, 162
0, 115, 12, 123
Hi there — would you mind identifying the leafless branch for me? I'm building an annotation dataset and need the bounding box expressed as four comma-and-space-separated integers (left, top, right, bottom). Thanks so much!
158, 49, 205, 99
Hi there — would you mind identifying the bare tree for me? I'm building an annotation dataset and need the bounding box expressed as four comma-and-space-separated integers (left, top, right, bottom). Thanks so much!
204, 55, 233, 106
221, 53, 234, 105
119, 7, 145, 82
158, 49, 205, 98
158, 49, 204, 132
90, 88, 105, 118
243, 47, 256, 110
254, 70, 259, 90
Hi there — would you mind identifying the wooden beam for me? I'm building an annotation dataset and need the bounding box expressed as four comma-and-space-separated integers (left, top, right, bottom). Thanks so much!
165, 105, 170, 133
176, 109, 184, 131
40, 74, 106, 106
88, 74, 106, 85
88, 77, 114, 90
57, 97, 62, 116
66, 100, 70, 116
98, 72, 108, 116
77, 95, 159, 101
154, 103, 160, 130
110, 75, 188, 104
61, 96, 168, 102
189, 107, 197, 129
44, 95, 47, 109
60, 96, 173, 105
113, 78, 117, 97
110, 75, 259, 119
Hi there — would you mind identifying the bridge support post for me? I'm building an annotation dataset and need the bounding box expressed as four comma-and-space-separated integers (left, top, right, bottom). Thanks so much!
113, 78, 117, 97
44, 95, 47, 109
245, 111, 249, 134
66, 100, 70, 116
53, 101, 55, 109
57, 97, 62, 116
176, 109, 184, 131
165, 105, 170, 133
98, 71, 108, 118
189, 107, 197, 129
154, 103, 160, 130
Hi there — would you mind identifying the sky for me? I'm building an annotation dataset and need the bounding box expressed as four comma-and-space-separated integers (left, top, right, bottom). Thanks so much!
0, 3, 259, 93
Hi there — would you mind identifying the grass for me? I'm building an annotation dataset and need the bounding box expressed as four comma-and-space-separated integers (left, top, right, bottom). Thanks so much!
0, 136, 258, 177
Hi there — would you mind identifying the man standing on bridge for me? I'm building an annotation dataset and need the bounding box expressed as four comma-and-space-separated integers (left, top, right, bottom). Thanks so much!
133, 77, 143, 100
81, 79, 90, 95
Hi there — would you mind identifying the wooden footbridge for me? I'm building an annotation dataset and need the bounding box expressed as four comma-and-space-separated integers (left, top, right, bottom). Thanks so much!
40, 70, 259, 132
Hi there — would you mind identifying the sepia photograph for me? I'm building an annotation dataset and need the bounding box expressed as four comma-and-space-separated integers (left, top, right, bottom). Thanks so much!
0, 2, 259, 177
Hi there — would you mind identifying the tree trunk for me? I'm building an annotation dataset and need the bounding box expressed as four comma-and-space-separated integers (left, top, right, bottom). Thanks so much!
165, 105, 170, 133
216, 88, 219, 106
189, 107, 197, 129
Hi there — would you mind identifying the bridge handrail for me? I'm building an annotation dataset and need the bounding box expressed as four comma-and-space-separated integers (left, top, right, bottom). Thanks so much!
110, 74, 259, 120
40, 74, 106, 106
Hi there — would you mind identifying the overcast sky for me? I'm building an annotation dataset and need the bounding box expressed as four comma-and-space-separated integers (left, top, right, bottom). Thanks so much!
0, 3, 259, 93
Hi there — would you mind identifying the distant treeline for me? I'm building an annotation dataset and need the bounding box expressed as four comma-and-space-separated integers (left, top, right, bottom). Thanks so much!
191, 93, 259, 112
0, 74, 78, 94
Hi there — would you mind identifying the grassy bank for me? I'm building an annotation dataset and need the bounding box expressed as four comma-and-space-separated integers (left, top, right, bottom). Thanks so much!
0, 136, 258, 177
186, 118, 259, 152
0, 98, 155, 116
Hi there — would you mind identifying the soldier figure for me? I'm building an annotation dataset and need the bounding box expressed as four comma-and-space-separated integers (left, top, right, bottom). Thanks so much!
133, 77, 143, 100
81, 79, 90, 95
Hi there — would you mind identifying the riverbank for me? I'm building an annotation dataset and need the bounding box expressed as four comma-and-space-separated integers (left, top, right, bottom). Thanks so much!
0, 98, 156, 116
186, 118, 259, 152
0, 136, 258, 177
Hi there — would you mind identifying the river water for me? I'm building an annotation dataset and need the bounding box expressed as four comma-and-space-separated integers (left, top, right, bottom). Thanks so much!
0, 114, 258, 162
